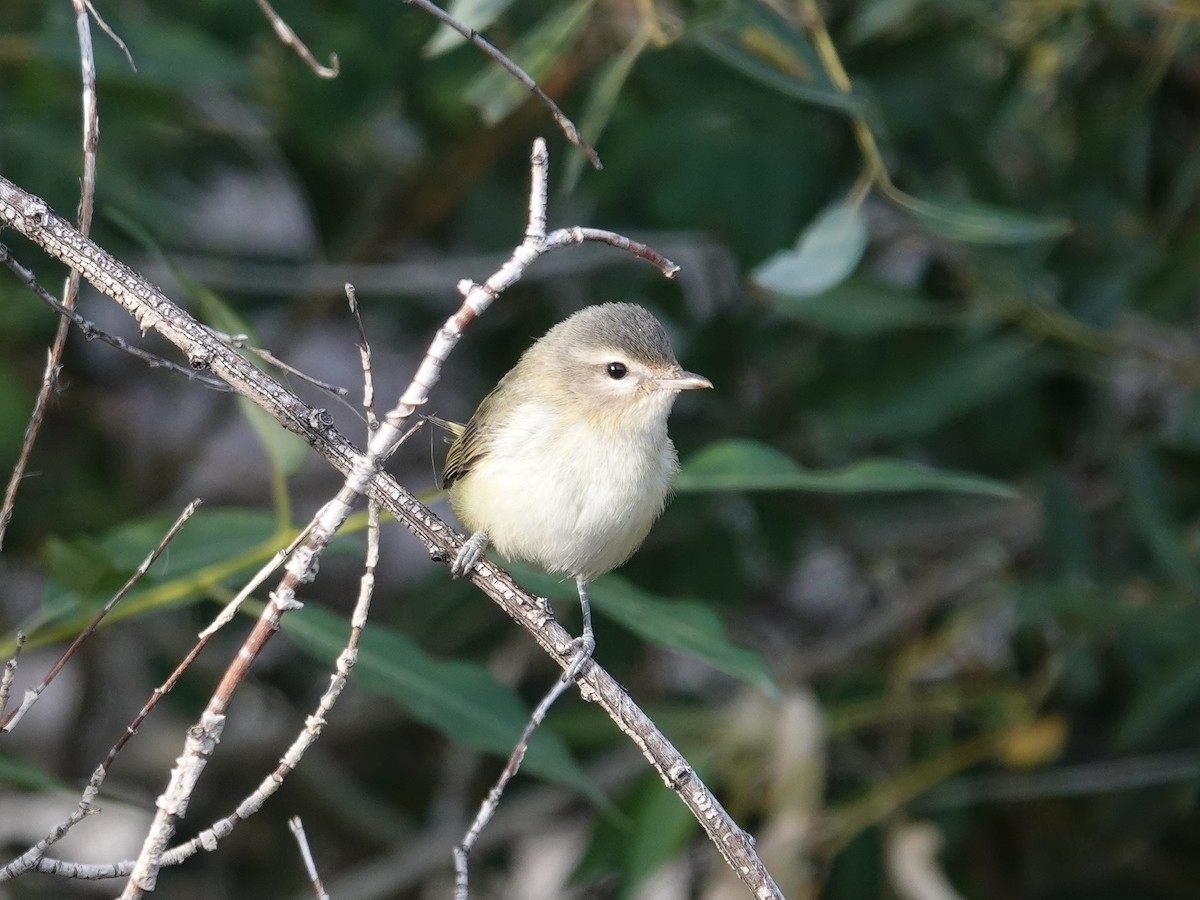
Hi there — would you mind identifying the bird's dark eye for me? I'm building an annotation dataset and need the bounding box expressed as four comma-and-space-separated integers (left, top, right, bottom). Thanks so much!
606, 362, 628, 380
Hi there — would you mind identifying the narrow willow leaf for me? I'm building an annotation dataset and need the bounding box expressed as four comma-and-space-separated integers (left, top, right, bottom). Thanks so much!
895, 192, 1071, 245
513, 566, 777, 697
677, 440, 1016, 499
563, 29, 650, 189
284, 605, 598, 797
865, 337, 1036, 438
424, 0, 517, 58
691, 4, 863, 117
1118, 658, 1200, 747
97, 509, 278, 573
767, 276, 953, 335
0, 753, 70, 791
464, 0, 594, 125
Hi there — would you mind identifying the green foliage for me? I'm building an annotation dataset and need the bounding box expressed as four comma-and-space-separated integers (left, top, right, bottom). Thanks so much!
284, 603, 598, 798
2, 0, 1200, 896
678, 438, 1015, 497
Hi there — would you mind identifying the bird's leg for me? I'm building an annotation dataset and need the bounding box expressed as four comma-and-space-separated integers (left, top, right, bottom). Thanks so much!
450, 531, 488, 577
562, 575, 596, 681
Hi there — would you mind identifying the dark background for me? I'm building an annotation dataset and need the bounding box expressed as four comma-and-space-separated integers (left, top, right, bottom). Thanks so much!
2, 1, 1199, 897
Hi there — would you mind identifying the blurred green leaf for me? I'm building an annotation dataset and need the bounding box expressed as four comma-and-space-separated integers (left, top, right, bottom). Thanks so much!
863, 336, 1036, 438
614, 773, 699, 897
36, 17, 254, 93
285, 604, 599, 798
1119, 657, 1200, 747
845, 0, 925, 44
97, 509, 278, 575
894, 192, 1071, 245
692, 2, 864, 117
677, 439, 1016, 498
767, 276, 954, 335
564, 29, 650, 189
464, 0, 594, 125
592, 577, 777, 697
42, 535, 115, 596
240, 397, 310, 478
1120, 452, 1200, 590
1040, 467, 1095, 582
513, 567, 777, 696
752, 199, 868, 298
0, 752, 69, 792
424, 0, 517, 57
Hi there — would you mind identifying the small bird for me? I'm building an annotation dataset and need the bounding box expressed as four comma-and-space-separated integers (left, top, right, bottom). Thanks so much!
442, 303, 712, 677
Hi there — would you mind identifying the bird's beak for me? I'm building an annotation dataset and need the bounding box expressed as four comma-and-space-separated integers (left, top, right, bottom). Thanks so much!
655, 369, 713, 391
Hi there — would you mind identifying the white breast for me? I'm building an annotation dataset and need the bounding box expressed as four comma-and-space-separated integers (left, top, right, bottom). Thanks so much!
451, 401, 678, 581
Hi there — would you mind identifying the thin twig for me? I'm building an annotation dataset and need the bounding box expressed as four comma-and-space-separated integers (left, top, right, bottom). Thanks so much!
0, 504, 202, 882
83, 0, 135, 70
403, 0, 601, 169
0, 149, 782, 899
0, 632, 26, 720
255, 0, 339, 78
346, 283, 379, 435
544, 226, 679, 277
0, 0, 98, 550
200, 519, 318, 638
153, 495, 393, 876
454, 675, 575, 898
0, 244, 231, 390
214, 331, 350, 399
210, 329, 363, 422
289, 817, 331, 900
0, 796, 101, 882
0, 500, 201, 734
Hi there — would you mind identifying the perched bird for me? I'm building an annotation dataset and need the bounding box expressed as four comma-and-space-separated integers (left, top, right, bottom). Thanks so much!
442, 302, 712, 677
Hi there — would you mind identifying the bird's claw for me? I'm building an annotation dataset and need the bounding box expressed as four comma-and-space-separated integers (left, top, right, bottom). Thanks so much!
562, 633, 596, 682
450, 532, 488, 578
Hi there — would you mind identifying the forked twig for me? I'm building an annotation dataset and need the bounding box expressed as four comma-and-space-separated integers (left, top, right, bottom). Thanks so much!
0, 0, 99, 550
0, 245, 231, 390
0, 142, 781, 899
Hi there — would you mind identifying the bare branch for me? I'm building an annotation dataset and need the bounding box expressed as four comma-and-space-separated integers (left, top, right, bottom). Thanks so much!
0, 154, 781, 899
0, 0, 99, 550
255, 0, 340, 78
0, 500, 202, 734
289, 817, 330, 900
153, 498, 392, 875
83, 0, 136, 70
0, 244, 231, 390
404, 0, 601, 169
545, 226, 680, 277
214, 330, 351, 400
346, 282, 380, 434
455, 674, 575, 898
0, 632, 25, 721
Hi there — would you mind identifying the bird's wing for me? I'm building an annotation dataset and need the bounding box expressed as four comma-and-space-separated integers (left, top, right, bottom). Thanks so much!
441, 372, 514, 489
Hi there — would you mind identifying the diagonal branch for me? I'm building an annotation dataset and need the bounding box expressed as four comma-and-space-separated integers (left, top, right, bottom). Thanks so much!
0, 162, 781, 900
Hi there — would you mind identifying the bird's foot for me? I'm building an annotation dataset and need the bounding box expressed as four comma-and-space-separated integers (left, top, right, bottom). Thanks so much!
562, 632, 596, 682
450, 531, 487, 578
